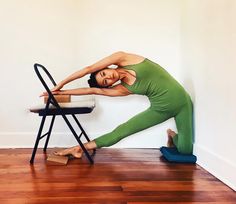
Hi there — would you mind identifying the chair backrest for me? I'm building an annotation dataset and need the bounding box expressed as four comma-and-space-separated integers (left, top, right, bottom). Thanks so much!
34, 63, 60, 108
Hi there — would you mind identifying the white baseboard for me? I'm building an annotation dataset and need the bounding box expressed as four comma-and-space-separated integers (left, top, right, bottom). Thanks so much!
194, 144, 236, 191
0, 131, 166, 149
0, 132, 80, 148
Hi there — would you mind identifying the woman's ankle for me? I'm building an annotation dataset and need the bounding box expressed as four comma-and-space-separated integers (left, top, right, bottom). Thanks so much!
84, 141, 97, 150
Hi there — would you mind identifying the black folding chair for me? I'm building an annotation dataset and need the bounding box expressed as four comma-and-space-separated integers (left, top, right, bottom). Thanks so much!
30, 63, 95, 164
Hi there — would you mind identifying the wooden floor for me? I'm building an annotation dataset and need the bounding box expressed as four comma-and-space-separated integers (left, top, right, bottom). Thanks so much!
0, 148, 235, 204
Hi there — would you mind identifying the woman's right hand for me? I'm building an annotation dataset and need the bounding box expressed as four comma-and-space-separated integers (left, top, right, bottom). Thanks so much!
39, 81, 65, 97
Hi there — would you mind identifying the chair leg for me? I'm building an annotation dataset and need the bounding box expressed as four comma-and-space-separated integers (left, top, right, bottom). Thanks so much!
62, 114, 94, 164
43, 115, 55, 152
30, 115, 47, 164
72, 114, 90, 142
73, 133, 94, 164
72, 114, 96, 155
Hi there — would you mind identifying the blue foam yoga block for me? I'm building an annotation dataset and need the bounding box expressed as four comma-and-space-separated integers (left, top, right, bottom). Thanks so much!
160, 146, 197, 163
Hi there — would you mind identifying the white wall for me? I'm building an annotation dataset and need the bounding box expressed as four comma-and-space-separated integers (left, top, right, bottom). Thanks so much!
0, 0, 182, 148
0, 0, 80, 146
180, 0, 236, 190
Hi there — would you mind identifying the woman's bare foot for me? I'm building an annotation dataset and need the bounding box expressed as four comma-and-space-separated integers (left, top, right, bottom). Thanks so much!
54, 146, 83, 158
54, 141, 97, 159
167, 129, 176, 147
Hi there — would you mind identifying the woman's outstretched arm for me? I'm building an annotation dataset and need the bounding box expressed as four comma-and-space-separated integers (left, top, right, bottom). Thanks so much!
44, 84, 130, 97
52, 51, 126, 91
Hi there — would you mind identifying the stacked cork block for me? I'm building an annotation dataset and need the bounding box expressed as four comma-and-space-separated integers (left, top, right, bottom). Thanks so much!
44, 95, 71, 104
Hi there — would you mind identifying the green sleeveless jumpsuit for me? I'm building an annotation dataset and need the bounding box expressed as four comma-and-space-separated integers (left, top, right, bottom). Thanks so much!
94, 58, 193, 154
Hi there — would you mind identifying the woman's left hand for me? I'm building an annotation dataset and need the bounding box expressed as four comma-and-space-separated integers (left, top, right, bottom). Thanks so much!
40, 90, 61, 97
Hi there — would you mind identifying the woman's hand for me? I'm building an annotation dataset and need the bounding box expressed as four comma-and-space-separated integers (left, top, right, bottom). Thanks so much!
40, 90, 61, 97
51, 81, 64, 92
40, 81, 65, 97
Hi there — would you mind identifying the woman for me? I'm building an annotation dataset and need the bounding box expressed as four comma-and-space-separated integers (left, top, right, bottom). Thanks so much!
43, 51, 193, 158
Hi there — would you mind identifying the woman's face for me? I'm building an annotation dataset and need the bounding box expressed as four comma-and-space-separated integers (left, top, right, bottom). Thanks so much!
95, 68, 119, 87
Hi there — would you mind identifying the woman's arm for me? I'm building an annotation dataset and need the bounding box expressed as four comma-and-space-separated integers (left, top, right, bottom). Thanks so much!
94, 84, 131, 97
86, 51, 126, 74
50, 84, 131, 97
52, 51, 126, 91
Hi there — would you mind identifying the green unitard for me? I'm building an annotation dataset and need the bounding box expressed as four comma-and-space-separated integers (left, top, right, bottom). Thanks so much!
94, 58, 193, 154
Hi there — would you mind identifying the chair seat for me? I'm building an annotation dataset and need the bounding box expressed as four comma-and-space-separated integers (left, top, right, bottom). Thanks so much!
30, 100, 95, 116
160, 146, 197, 163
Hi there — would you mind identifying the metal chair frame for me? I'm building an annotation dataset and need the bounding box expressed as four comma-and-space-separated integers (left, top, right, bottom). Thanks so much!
30, 63, 95, 164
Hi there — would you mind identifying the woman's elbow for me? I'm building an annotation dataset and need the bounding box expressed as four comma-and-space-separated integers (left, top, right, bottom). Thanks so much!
115, 51, 125, 55
113, 51, 126, 58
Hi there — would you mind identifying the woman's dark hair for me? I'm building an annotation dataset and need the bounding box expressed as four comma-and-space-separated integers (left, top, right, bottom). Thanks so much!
87, 70, 100, 88
87, 68, 109, 88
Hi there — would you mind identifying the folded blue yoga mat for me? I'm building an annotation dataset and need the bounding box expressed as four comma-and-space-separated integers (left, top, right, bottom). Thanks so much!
160, 146, 197, 163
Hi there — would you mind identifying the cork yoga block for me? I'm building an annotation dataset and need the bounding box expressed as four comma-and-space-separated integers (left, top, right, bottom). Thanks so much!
44, 95, 71, 104
47, 154, 69, 165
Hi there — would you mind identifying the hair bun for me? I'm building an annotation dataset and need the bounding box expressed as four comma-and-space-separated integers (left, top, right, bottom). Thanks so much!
87, 79, 96, 88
